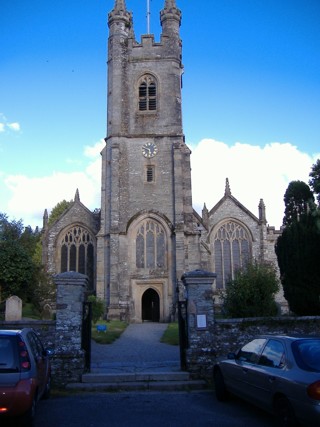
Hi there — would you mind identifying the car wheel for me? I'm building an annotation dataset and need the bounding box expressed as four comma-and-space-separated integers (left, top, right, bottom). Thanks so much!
213, 368, 229, 401
274, 396, 299, 427
20, 396, 36, 427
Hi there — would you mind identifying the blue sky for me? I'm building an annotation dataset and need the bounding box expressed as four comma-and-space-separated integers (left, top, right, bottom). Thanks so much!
1, 0, 320, 229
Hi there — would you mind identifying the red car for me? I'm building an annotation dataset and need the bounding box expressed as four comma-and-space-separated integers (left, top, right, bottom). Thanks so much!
0, 328, 53, 426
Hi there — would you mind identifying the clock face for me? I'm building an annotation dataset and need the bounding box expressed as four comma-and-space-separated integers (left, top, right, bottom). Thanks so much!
142, 142, 158, 158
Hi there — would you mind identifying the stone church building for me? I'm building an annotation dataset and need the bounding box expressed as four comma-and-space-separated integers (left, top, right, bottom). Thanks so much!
42, 0, 283, 322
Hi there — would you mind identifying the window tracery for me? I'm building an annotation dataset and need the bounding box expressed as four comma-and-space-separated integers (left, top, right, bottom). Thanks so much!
136, 220, 166, 269
60, 226, 95, 288
213, 221, 251, 289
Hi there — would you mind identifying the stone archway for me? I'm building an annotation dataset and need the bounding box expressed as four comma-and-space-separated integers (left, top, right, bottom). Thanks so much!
142, 288, 160, 322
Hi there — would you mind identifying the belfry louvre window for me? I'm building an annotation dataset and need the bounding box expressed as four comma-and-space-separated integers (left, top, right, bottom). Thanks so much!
139, 75, 157, 111
60, 226, 95, 288
213, 221, 251, 289
136, 220, 166, 269
146, 166, 154, 182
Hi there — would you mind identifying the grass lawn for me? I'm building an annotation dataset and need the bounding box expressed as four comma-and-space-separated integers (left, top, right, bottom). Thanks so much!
91, 321, 180, 346
160, 322, 179, 346
91, 320, 128, 344
22, 303, 41, 320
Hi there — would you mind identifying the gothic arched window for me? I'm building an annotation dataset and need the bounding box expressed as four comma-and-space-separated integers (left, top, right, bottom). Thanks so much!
138, 75, 157, 111
60, 226, 95, 289
213, 221, 251, 289
136, 220, 166, 269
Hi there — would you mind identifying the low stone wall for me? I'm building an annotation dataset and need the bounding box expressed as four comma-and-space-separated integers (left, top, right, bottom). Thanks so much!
0, 271, 89, 388
0, 319, 85, 388
187, 315, 320, 380
0, 320, 56, 348
182, 270, 320, 381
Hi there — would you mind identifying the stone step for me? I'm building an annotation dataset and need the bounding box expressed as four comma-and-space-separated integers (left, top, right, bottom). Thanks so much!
66, 379, 208, 392
66, 370, 208, 392
82, 371, 190, 383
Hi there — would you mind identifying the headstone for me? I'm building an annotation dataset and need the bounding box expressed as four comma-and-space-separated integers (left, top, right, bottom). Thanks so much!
5, 295, 22, 321
41, 304, 52, 320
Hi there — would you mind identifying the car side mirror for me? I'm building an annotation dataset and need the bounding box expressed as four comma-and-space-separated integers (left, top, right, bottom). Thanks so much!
43, 348, 55, 358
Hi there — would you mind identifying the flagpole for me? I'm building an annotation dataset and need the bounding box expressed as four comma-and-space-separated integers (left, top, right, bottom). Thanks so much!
147, 0, 151, 34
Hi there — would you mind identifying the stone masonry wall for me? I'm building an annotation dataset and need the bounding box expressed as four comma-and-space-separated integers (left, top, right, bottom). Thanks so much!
182, 269, 320, 381
0, 320, 56, 349
0, 271, 89, 388
53, 271, 88, 387
187, 316, 320, 380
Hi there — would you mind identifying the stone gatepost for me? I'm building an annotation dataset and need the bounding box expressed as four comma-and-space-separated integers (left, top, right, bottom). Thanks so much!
181, 269, 216, 379
53, 271, 88, 387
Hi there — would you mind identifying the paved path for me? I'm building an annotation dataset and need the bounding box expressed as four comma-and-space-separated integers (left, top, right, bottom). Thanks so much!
91, 323, 181, 373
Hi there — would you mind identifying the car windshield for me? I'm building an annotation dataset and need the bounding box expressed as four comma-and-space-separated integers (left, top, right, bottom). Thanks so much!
292, 339, 320, 372
0, 335, 19, 373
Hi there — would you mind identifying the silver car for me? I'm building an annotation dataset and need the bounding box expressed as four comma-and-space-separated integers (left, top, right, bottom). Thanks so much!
213, 335, 320, 427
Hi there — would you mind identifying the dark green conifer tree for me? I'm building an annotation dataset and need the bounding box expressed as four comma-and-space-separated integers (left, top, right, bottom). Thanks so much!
276, 179, 320, 315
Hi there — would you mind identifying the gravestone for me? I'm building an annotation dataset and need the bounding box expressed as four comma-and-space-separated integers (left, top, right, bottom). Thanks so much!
41, 303, 52, 320
5, 295, 22, 321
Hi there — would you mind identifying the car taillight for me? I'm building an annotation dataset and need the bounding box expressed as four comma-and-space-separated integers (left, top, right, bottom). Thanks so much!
307, 381, 320, 400
0, 407, 8, 413
18, 339, 31, 371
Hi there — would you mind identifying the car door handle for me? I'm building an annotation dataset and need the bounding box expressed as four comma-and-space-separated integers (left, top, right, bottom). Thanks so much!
269, 376, 276, 382
242, 368, 248, 373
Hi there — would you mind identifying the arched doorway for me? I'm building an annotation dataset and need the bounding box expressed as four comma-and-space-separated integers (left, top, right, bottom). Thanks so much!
142, 288, 160, 322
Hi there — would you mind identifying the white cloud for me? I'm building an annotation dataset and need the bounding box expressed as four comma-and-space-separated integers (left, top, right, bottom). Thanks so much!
5, 170, 100, 228
0, 115, 21, 133
2, 137, 319, 230
7, 122, 20, 132
190, 139, 318, 228
84, 139, 105, 158
3, 140, 102, 228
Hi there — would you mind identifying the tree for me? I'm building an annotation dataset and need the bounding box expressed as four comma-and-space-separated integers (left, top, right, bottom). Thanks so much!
87, 295, 105, 323
0, 214, 38, 300
0, 213, 23, 241
0, 241, 36, 300
283, 181, 314, 226
275, 211, 320, 315
0, 213, 53, 307
309, 159, 320, 206
221, 260, 280, 318
276, 174, 320, 316
48, 199, 73, 226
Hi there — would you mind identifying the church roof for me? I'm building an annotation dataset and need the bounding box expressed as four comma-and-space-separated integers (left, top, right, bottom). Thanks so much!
208, 178, 260, 223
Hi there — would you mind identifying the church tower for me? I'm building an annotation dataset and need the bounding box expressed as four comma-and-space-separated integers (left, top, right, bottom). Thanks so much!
41, 0, 286, 318
96, 0, 198, 322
